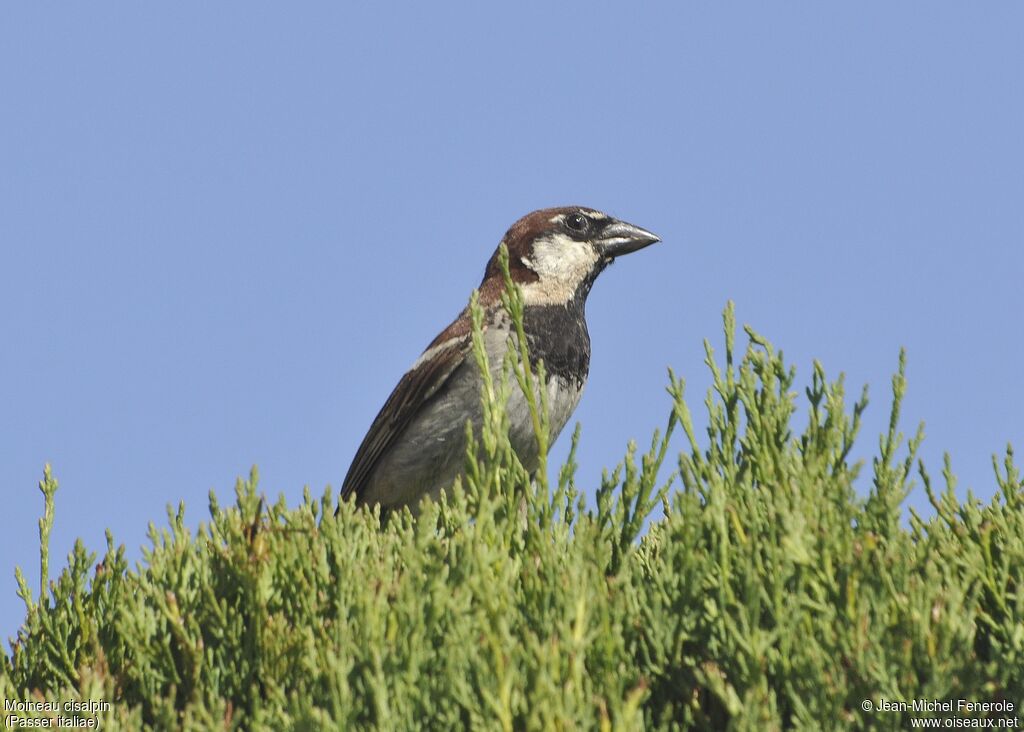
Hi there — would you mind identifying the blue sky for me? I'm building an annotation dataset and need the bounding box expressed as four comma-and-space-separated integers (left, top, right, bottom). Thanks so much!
2, 3, 1022, 647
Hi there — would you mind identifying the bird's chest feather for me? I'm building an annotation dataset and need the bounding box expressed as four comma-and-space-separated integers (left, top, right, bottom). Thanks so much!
482, 304, 590, 453
521, 303, 592, 389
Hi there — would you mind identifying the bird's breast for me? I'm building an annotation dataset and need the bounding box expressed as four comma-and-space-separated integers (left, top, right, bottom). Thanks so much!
521, 303, 591, 390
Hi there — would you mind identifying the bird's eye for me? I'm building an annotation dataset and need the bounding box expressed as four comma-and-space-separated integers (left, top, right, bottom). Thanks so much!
565, 212, 589, 233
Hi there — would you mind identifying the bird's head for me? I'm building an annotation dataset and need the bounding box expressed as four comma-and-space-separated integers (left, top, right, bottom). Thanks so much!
482, 206, 660, 307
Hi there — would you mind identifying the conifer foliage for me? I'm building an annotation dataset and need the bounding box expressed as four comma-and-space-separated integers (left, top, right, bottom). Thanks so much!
3, 259, 1022, 729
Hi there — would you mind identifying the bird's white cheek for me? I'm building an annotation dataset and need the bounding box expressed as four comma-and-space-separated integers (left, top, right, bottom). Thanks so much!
519, 236, 599, 306
533, 235, 598, 280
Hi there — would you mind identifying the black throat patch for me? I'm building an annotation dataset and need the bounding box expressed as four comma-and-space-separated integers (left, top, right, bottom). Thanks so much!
522, 282, 594, 389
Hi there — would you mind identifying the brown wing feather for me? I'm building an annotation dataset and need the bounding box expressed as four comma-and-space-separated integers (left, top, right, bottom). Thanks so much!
341, 327, 473, 504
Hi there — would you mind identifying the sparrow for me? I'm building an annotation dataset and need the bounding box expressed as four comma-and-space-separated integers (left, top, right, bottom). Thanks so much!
341, 206, 659, 515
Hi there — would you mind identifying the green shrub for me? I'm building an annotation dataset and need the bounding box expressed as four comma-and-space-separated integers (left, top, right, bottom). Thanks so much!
3, 257, 1022, 730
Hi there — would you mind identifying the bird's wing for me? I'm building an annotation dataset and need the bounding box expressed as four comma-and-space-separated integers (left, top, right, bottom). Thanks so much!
341, 322, 474, 504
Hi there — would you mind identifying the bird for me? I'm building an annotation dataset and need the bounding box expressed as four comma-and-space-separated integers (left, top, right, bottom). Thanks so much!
341, 206, 659, 515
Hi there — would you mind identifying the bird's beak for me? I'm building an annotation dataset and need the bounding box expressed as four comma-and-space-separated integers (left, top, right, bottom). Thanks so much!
594, 219, 660, 258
